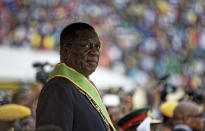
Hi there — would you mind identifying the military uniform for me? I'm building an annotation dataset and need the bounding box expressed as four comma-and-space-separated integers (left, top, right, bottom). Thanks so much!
118, 107, 161, 131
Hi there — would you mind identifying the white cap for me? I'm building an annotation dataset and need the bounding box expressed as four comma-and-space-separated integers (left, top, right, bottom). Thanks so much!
103, 94, 120, 107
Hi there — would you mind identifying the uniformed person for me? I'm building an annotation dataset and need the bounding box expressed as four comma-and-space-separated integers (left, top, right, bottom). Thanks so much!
0, 104, 32, 131
117, 107, 161, 131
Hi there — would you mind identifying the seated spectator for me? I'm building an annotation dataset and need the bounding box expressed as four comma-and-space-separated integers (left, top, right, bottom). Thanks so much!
0, 104, 32, 131
12, 84, 42, 118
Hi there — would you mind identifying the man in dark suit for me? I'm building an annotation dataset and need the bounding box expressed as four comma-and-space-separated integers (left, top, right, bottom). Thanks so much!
36, 22, 115, 131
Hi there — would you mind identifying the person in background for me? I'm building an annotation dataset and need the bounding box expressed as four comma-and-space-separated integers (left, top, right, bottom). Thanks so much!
36, 22, 115, 131
173, 101, 204, 131
20, 116, 35, 131
12, 88, 31, 106
0, 104, 32, 131
117, 107, 161, 131
12, 84, 42, 118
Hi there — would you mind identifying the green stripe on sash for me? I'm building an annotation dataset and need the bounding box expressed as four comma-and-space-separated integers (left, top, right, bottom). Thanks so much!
47, 63, 115, 131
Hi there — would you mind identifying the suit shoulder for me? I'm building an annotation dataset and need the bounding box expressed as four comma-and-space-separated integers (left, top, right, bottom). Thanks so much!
47, 76, 74, 87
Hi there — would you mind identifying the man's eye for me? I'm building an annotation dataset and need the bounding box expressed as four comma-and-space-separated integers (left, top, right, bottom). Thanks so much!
81, 44, 89, 48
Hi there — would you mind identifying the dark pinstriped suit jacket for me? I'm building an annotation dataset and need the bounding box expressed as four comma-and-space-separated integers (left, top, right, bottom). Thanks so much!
36, 77, 108, 131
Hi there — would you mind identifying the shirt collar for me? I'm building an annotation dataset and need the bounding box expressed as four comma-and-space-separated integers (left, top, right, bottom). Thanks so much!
174, 124, 192, 131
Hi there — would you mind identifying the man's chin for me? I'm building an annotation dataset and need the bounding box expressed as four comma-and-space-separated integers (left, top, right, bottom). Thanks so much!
85, 67, 97, 75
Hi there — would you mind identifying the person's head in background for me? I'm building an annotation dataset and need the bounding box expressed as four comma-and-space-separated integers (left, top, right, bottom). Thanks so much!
12, 87, 31, 106
21, 116, 35, 131
0, 104, 32, 131
60, 22, 101, 78
173, 101, 204, 131
11, 116, 35, 131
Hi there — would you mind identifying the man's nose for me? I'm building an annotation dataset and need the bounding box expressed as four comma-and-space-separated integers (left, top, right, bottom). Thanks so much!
90, 45, 100, 56
90, 48, 100, 56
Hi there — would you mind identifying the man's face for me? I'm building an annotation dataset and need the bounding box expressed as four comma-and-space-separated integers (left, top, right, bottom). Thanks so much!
66, 29, 100, 77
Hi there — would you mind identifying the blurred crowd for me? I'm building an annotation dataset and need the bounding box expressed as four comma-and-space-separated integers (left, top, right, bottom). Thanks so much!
1, 0, 205, 130
1, 81, 205, 130
1, 0, 205, 88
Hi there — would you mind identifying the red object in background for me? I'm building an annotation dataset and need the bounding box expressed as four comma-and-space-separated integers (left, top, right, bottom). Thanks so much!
189, 28, 199, 44
110, 114, 114, 124
122, 114, 147, 131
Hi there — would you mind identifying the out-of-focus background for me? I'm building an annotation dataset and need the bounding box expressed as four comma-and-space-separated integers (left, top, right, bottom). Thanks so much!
0, 0, 205, 130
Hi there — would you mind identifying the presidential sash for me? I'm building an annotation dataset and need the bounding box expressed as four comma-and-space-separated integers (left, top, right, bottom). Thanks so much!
47, 63, 116, 131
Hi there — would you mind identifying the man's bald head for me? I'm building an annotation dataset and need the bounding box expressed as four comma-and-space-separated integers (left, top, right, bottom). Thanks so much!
174, 101, 200, 119
173, 101, 204, 131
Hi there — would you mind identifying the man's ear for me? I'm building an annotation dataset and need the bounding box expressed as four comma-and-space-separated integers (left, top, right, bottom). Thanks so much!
61, 47, 71, 61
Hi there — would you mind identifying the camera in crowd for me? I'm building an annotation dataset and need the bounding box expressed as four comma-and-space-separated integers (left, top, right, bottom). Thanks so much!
157, 75, 204, 104
33, 62, 54, 85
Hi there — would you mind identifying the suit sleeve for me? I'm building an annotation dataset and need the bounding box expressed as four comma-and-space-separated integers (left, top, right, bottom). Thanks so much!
36, 81, 74, 131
